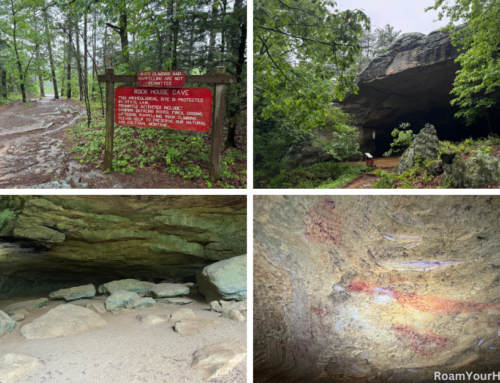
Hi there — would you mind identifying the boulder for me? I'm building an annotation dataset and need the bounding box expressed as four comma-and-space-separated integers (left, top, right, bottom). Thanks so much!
105, 290, 139, 311
170, 308, 196, 321
0, 353, 39, 383
49, 284, 96, 301
339, 28, 462, 152
156, 297, 194, 305
191, 342, 247, 380
197, 255, 247, 303
174, 319, 218, 337
125, 297, 155, 310
101, 279, 155, 294
20, 304, 106, 339
445, 150, 500, 188
85, 302, 107, 314
4, 298, 48, 315
210, 300, 247, 313
221, 310, 245, 322
149, 283, 189, 298
10, 309, 29, 317
0, 311, 16, 337
394, 124, 439, 175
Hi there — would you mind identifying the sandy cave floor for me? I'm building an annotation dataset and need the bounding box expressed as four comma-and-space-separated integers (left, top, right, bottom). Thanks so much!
0, 293, 247, 383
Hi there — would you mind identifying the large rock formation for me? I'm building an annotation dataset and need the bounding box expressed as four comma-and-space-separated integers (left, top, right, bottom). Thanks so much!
339, 28, 466, 154
254, 196, 500, 383
0, 196, 246, 298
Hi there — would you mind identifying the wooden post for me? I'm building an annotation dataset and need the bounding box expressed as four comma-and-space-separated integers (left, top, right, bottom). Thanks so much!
103, 67, 115, 171
209, 66, 226, 181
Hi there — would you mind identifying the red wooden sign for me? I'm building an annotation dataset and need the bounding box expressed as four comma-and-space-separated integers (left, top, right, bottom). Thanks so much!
137, 71, 186, 88
115, 87, 213, 132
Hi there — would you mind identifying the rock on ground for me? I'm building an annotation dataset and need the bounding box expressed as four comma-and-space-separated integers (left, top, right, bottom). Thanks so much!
170, 308, 196, 321
100, 279, 155, 294
174, 319, 218, 337
446, 150, 500, 188
9, 314, 24, 322
156, 297, 194, 305
150, 283, 189, 298
85, 302, 107, 314
394, 124, 439, 175
210, 300, 247, 313
21, 304, 106, 339
0, 353, 39, 383
197, 255, 247, 303
0, 311, 16, 337
4, 298, 48, 315
136, 314, 170, 325
191, 342, 247, 380
49, 284, 96, 300
125, 297, 155, 310
105, 290, 139, 311
221, 310, 245, 322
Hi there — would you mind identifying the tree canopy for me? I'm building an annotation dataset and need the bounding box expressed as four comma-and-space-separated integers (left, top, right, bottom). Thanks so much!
427, 0, 500, 125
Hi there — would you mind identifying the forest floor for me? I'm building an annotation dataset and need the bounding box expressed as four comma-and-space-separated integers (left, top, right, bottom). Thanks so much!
0, 96, 246, 189
0, 293, 247, 383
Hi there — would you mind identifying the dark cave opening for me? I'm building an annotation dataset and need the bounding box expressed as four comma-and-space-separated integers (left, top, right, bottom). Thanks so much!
371, 107, 500, 157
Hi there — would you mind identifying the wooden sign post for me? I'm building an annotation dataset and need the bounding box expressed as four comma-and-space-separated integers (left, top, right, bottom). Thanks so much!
98, 67, 236, 181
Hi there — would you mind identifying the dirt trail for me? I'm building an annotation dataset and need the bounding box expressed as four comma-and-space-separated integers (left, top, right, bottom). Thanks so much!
0, 96, 201, 189
344, 156, 400, 189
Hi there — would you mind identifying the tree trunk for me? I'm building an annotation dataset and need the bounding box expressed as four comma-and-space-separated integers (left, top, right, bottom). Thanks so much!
84, 12, 88, 101
10, 0, 26, 103
118, 12, 129, 65
67, 21, 72, 99
91, 8, 96, 100
44, 10, 59, 99
208, 0, 218, 64
36, 47, 45, 97
75, 16, 83, 101
1, 71, 7, 98
225, 0, 246, 147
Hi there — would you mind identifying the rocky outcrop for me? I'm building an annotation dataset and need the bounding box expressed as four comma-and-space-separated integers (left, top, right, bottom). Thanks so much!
0, 310, 16, 337
4, 298, 47, 315
339, 28, 462, 153
49, 284, 96, 301
445, 150, 500, 188
197, 255, 247, 303
254, 196, 500, 383
149, 283, 189, 298
0, 196, 246, 297
99, 280, 155, 295
105, 290, 139, 312
21, 304, 106, 339
395, 124, 439, 175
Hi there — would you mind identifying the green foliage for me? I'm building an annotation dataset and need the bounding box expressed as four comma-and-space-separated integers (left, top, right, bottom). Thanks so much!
254, 104, 360, 185
68, 101, 246, 188
356, 24, 401, 72
426, 0, 500, 125
254, 0, 369, 133
383, 122, 415, 157
265, 162, 372, 189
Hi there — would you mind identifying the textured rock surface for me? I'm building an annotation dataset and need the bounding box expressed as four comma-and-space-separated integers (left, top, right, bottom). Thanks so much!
210, 300, 247, 313
49, 284, 96, 300
86, 302, 107, 314
191, 342, 247, 379
0, 310, 16, 337
105, 290, 139, 312
4, 298, 48, 315
0, 196, 246, 297
150, 283, 189, 298
156, 297, 194, 305
125, 297, 155, 310
395, 124, 439, 175
174, 319, 218, 337
9, 314, 24, 322
339, 28, 461, 152
221, 310, 245, 322
170, 308, 196, 321
445, 151, 500, 188
254, 196, 500, 383
21, 304, 106, 339
0, 353, 39, 383
101, 280, 155, 295
197, 255, 247, 303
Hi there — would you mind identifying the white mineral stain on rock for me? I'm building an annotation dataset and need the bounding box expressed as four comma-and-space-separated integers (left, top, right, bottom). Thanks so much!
477, 339, 483, 346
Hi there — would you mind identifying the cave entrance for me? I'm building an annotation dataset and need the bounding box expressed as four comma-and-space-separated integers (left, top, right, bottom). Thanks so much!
371, 106, 500, 157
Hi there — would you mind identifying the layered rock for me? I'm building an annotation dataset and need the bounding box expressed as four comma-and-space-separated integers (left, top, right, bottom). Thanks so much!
395, 123, 439, 175
339, 28, 462, 153
0, 196, 246, 297
254, 196, 500, 383
49, 284, 96, 301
